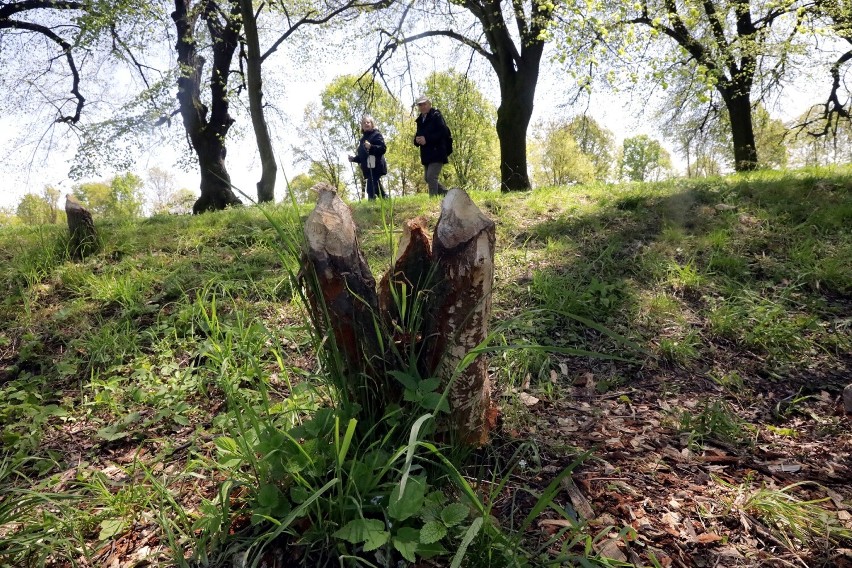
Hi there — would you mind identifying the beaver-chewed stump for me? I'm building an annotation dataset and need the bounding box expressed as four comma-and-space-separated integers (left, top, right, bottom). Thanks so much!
300, 184, 496, 445
65, 194, 98, 260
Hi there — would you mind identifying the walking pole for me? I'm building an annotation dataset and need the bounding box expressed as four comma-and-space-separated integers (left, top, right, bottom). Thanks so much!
348, 157, 361, 202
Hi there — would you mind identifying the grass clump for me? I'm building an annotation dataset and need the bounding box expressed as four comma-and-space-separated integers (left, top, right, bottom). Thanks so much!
727, 481, 852, 552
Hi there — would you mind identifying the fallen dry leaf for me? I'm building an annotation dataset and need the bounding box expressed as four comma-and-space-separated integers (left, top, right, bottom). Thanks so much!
695, 532, 724, 544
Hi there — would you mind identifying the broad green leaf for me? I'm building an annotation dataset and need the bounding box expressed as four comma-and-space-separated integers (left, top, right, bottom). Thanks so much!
419, 378, 441, 392
440, 502, 470, 527
333, 518, 389, 552
417, 539, 449, 559
256, 483, 280, 508
98, 518, 126, 541
388, 370, 419, 390
389, 475, 426, 521
393, 527, 420, 562
214, 436, 239, 454
420, 520, 447, 544
421, 392, 449, 413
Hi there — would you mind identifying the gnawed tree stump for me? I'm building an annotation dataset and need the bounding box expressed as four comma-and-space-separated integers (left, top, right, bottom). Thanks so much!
300, 186, 496, 444
300, 183, 384, 400
377, 216, 434, 345
65, 194, 97, 260
425, 189, 496, 445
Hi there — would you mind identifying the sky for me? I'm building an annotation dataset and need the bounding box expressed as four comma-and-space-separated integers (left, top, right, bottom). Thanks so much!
0, 15, 833, 212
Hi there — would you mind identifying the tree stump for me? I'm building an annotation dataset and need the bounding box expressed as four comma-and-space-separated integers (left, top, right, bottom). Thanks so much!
377, 216, 434, 348
300, 186, 496, 444
424, 189, 496, 445
300, 183, 384, 400
65, 194, 97, 260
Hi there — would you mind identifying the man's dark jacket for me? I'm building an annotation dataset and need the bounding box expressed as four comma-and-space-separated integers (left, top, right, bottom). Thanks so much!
353, 128, 387, 176
414, 108, 449, 166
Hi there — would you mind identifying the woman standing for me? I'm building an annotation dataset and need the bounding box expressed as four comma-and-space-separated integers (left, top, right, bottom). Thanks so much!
349, 115, 388, 200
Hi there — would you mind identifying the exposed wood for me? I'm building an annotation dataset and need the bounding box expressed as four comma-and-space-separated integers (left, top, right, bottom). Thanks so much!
424, 188, 496, 445
300, 183, 383, 390
65, 194, 97, 260
560, 476, 596, 521
377, 216, 434, 355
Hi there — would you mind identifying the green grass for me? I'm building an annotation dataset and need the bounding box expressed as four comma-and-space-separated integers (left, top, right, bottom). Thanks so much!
0, 167, 850, 565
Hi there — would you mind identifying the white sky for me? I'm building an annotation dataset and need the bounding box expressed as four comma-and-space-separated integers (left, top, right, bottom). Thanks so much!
0, 17, 834, 211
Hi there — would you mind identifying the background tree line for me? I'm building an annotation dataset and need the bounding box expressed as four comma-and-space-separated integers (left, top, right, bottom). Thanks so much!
1, 0, 851, 213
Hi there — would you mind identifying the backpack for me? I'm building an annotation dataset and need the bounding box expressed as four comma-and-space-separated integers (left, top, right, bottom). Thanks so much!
445, 123, 454, 156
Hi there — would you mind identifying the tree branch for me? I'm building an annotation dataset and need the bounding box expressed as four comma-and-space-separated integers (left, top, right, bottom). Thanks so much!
5, 18, 85, 123
260, 0, 393, 63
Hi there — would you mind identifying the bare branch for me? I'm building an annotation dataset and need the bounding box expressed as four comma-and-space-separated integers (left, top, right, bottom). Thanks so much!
5, 18, 85, 123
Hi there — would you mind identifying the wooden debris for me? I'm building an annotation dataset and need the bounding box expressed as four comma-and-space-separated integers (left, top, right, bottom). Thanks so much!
560, 476, 596, 520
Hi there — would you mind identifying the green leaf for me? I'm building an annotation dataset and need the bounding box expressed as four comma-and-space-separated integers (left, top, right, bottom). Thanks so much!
290, 485, 310, 504
214, 436, 239, 454
388, 370, 419, 390
389, 475, 427, 522
393, 527, 420, 562
421, 392, 449, 413
440, 502, 470, 527
256, 483, 280, 508
420, 520, 447, 544
98, 518, 126, 541
403, 388, 423, 403
96, 412, 142, 441
417, 539, 449, 559
419, 378, 441, 392
172, 414, 190, 426
333, 519, 389, 551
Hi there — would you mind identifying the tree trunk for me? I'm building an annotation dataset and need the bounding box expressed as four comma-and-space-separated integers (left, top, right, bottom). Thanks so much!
423, 189, 496, 445
65, 194, 97, 260
493, 51, 541, 192
239, 0, 277, 204
377, 216, 434, 338
722, 88, 758, 171
172, 0, 243, 213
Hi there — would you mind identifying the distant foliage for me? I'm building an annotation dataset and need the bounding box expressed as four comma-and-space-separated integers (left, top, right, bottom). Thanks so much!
422, 71, 500, 191
566, 116, 615, 180
619, 135, 672, 182
530, 120, 597, 186
15, 194, 52, 225
73, 172, 144, 219
15, 185, 64, 226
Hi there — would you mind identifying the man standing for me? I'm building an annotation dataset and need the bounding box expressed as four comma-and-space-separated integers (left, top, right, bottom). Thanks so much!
413, 94, 450, 196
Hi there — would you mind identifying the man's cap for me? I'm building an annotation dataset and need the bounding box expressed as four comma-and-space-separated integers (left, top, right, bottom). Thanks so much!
415, 94, 430, 105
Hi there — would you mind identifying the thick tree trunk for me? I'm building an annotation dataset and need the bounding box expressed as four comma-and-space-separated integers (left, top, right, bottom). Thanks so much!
239, 0, 277, 204
172, 0, 243, 214
494, 55, 541, 192
424, 189, 496, 445
722, 88, 759, 172
65, 195, 97, 260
